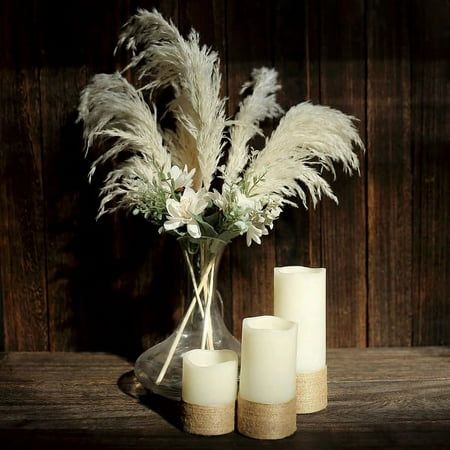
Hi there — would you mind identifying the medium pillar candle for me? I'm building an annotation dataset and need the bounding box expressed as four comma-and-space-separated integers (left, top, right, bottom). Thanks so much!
274, 266, 327, 414
182, 349, 238, 435
237, 315, 297, 440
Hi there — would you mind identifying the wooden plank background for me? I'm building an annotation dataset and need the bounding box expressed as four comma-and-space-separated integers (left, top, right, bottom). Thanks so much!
0, 0, 448, 355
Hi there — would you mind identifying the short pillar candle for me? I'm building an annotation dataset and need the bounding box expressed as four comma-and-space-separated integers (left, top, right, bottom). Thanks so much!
274, 266, 328, 414
181, 349, 238, 436
237, 315, 297, 440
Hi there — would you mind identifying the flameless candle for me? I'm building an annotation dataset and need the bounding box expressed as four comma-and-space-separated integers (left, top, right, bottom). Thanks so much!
239, 315, 297, 403
274, 266, 326, 372
274, 266, 327, 414
237, 315, 297, 439
181, 349, 237, 435
182, 349, 238, 406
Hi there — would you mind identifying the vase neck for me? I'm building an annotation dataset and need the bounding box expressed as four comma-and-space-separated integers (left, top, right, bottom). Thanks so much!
179, 238, 227, 284
178, 238, 227, 349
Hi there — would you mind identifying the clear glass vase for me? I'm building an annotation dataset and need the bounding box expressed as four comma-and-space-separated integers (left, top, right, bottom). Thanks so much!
135, 237, 240, 400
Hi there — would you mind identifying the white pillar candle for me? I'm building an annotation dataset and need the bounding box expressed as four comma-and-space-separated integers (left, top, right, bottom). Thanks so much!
182, 349, 238, 406
274, 266, 326, 373
239, 315, 297, 404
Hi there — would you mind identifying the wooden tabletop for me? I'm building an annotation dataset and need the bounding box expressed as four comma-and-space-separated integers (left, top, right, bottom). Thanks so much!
0, 347, 449, 449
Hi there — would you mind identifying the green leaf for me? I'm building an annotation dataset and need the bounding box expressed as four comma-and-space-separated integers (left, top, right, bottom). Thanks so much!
217, 230, 240, 243
196, 217, 219, 238
203, 211, 220, 227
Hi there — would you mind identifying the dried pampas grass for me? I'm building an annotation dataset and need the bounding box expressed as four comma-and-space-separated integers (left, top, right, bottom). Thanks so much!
117, 9, 226, 190
244, 102, 364, 207
78, 8, 364, 244
225, 67, 284, 184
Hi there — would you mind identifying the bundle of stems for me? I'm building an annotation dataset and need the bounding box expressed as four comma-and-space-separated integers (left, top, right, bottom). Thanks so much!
156, 241, 217, 384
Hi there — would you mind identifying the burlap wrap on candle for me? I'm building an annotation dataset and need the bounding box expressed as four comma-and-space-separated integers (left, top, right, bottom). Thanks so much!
296, 366, 327, 414
181, 401, 235, 436
237, 396, 296, 440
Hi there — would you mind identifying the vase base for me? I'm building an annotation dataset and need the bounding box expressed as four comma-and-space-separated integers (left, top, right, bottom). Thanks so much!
135, 329, 241, 401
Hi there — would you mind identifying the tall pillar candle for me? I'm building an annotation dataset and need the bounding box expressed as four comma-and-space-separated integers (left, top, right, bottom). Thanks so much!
274, 266, 327, 414
182, 349, 238, 435
237, 315, 297, 440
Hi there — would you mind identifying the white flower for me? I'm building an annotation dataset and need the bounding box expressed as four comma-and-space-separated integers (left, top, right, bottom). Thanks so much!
209, 189, 225, 209
234, 189, 257, 210
168, 165, 195, 191
208, 184, 282, 246
163, 187, 209, 238
263, 203, 282, 228
234, 220, 248, 233
212, 184, 256, 214
245, 222, 268, 246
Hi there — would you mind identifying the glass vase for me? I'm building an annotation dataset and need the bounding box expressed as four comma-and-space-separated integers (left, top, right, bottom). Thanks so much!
135, 237, 240, 400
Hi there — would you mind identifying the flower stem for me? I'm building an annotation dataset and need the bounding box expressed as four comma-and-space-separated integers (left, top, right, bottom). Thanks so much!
201, 260, 215, 350
183, 249, 205, 318
155, 260, 213, 385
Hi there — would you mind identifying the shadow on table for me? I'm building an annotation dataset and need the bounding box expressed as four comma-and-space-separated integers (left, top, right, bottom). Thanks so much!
117, 370, 182, 430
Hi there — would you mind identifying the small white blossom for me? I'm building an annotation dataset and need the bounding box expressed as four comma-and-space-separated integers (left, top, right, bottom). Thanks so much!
169, 165, 195, 191
163, 187, 209, 238
262, 197, 283, 228
245, 222, 268, 246
234, 189, 257, 210
209, 189, 225, 209
211, 184, 279, 246
213, 184, 255, 215
234, 220, 248, 233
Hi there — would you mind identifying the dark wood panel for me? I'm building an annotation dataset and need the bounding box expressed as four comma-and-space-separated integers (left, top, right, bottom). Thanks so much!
367, 0, 412, 346
0, 0, 48, 350
0, 0, 448, 351
40, 0, 136, 353
0, 349, 449, 448
226, 0, 276, 338
319, 0, 367, 348
274, 1, 322, 274
411, 0, 450, 345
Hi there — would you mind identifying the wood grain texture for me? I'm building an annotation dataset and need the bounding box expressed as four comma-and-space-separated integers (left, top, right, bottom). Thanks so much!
367, 0, 413, 346
411, 0, 450, 346
40, 0, 130, 352
0, 0, 48, 350
226, 0, 276, 338
0, 0, 448, 352
274, 1, 322, 272
0, 348, 449, 449
319, 0, 367, 348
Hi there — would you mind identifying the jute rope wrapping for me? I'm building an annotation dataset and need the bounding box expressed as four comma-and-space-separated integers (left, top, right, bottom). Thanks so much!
237, 396, 297, 440
181, 401, 235, 436
296, 366, 328, 414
